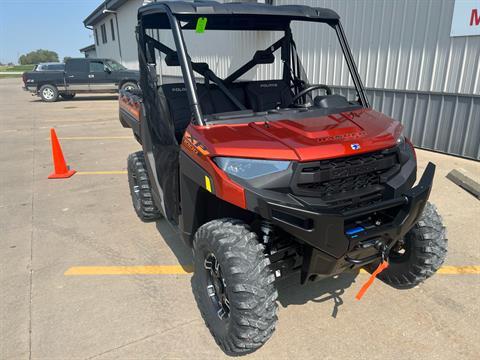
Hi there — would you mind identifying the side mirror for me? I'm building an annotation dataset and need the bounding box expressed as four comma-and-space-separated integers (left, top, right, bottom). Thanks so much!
104, 66, 111, 74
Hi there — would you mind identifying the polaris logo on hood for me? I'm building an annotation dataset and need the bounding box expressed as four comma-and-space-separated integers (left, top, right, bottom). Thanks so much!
351, 143, 361, 150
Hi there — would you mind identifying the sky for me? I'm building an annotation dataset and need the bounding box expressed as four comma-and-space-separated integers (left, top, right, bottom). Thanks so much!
0, 0, 102, 64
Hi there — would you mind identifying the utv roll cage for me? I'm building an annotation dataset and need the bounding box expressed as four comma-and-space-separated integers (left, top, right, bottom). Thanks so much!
136, 1, 370, 127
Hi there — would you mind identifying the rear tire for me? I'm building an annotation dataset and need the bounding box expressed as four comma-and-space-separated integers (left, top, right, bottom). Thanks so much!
192, 219, 278, 356
60, 93, 76, 100
39, 84, 59, 102
369, 202, 447, 289
127, 151, 162, 222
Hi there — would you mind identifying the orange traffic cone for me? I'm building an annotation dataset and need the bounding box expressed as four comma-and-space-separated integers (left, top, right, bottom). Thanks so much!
48, 128, 76, 179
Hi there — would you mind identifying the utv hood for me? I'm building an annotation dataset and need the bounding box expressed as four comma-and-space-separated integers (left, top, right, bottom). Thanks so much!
197, 109, 403, 161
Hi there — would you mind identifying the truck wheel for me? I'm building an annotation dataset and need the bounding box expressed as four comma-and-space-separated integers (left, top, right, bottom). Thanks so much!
192, 219, 278, 356
127, 151, 162, 222
39, 84, 59, 102
60, 93, 76, 100
121, 81, 138, 92
370, 202, 447, 289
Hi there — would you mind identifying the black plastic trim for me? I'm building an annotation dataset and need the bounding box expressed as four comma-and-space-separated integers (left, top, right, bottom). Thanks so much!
244, 162, 435, 281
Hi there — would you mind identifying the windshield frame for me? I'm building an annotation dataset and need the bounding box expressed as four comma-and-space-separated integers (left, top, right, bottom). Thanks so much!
138, 12, 369, 127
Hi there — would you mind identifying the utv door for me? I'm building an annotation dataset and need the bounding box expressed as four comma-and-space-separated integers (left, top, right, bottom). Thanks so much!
138, 62, 180, 225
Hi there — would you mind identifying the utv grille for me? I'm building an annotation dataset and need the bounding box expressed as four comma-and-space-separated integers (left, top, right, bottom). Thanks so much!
291, 147, 400, 210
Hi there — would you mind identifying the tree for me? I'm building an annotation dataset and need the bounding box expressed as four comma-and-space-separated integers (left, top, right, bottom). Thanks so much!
18, 49, 59, 65
63, 56, 72, 63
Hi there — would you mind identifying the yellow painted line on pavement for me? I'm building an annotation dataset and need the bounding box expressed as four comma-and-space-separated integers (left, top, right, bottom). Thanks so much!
76, 170, 127, 175
65, 265, 193, 276
65, 265, 480, 276
44, 119, 115, 123
436, 266, 480, 274
48, 136, 131, 140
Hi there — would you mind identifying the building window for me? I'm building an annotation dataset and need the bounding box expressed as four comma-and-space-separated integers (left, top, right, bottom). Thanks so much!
101, 24, 107, 44
110, 19, 115, 41
94, 28, 99, 46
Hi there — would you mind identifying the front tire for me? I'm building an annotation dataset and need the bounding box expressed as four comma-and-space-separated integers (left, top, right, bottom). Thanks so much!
370, 202, 447, 289
192, 219, 278, 356
39, 84, 59, 102
127, 151, 162, 222
120, 81, 138, 92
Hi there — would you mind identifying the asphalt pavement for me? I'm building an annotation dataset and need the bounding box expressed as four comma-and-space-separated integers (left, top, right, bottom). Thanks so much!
1, 78, 479, 360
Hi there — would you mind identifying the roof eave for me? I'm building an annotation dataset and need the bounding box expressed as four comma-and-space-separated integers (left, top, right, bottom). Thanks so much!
79, 44, 96, 52
83, 0, 129, 27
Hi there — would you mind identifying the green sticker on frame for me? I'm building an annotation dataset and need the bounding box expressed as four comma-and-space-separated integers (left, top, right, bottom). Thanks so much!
196, 17, 207, 33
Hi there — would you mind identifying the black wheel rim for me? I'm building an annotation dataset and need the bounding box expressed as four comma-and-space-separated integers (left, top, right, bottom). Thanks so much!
204, 253, 230, 320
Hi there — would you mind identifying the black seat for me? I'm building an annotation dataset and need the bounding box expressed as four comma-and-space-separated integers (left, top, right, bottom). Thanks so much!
161, 83, 214, 141
162, 82, 250, 141
161, 80, 293, 142
207, 83, 247, 114
244, 80, 292, 111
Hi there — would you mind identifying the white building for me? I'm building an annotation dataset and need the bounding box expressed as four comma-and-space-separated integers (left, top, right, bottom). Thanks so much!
83, 0, 480, 159
84, 0, 145, 69
79, 44, 97, 58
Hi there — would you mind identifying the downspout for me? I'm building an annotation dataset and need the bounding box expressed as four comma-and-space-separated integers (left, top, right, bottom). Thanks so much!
83, 24, 96, 57
114, 13, 123, 63
103, 8, 123, 64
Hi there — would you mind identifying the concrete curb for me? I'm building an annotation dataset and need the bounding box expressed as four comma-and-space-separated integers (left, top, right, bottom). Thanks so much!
446, 169, 480, 199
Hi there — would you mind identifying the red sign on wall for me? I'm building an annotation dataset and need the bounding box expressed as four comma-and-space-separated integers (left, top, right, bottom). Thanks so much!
451, 0, 480, 37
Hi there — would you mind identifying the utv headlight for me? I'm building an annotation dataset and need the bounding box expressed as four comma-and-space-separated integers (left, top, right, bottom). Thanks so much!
213, 157, 290, 180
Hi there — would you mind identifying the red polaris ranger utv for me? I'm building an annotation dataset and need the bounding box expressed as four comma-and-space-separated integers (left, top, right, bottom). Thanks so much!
120, 1, 447, 355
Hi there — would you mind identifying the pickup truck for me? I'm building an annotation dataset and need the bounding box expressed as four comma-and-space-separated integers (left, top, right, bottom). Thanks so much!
23, 58, 139, 102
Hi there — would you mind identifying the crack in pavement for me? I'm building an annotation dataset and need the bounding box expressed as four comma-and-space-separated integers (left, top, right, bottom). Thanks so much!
28, 100, 37, 360
84, 318, 200, 360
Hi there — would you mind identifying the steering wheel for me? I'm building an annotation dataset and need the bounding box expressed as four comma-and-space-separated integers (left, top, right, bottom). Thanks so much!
290, 84, 333, 106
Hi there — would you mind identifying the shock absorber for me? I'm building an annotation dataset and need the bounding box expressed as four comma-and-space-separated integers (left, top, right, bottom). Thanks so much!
260, 221, 280, 276
259, 220, 303, 279
260, 220, 275, 249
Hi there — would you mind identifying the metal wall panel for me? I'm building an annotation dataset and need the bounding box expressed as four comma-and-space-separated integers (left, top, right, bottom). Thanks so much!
333, 87, 480, 159
276, 0, 480, 95
153, 0, 479, 159
274, 0, 480, 159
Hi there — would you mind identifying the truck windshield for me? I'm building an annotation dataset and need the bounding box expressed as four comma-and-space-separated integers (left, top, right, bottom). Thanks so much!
105, 59, 126, 71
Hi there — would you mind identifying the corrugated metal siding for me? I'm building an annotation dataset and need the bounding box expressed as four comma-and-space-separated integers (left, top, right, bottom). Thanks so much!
334, 87, 480, 159
153, 0, 479, 159
277, 0, 480, 95
277, 0, 480, 159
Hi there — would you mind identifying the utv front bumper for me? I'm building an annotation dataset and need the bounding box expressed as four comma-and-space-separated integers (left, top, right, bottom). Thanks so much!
245, 162, 435, 282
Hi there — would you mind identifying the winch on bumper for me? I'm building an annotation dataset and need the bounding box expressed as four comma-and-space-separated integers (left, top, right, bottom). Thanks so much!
245, 162, 435, 283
